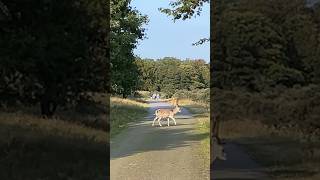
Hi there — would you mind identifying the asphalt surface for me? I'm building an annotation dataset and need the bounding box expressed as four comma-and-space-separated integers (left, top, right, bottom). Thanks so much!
110, 101, 209, 180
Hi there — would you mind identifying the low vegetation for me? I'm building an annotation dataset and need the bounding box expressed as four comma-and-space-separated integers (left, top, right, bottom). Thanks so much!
110, 97, 148, 137
215, 88, 320, 179
220, 118, 320, 179
0, 93, 108, 180
174, 88, 209, 107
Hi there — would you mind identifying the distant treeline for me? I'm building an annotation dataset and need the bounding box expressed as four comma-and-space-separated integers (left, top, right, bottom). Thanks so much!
135, 57, 210, 98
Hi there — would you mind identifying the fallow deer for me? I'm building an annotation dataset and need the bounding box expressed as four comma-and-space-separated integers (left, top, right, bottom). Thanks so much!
152, 106, 181, 127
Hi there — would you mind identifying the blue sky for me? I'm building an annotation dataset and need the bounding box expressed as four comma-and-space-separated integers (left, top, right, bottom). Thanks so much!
130, 0, 210, 62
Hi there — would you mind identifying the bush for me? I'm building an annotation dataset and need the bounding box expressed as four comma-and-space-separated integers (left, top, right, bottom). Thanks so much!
212, 85, 320, 138
173, 88, 209, 104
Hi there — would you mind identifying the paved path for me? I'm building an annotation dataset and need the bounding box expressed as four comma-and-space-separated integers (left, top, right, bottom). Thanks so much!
211, 142, 270, 180
110, 100, 209, 180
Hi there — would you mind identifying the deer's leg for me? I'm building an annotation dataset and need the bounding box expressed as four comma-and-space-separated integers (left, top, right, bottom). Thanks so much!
152, 117, 158, 126
158, 117, 162, 126
171, 117, 177, 125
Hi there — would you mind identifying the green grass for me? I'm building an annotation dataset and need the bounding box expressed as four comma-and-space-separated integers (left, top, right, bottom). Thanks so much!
196, 116, 210, 163
110, 97, 148, 137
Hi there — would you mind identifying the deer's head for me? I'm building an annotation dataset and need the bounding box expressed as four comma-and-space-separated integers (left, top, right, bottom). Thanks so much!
174, 106, 181, 113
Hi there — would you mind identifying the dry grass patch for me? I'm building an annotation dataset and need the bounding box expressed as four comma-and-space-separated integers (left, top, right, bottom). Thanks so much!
179, 98, 209, 115
110, 97, 148, 137
0, 112, 108, 180
111, 97, 148, 108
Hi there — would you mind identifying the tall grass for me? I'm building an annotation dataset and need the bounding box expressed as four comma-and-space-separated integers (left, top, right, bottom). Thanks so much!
213, 86, 320, 179
220, 118, 320, 179
0, 112, 108, 179
0, 93, 109, 179
174, 88, 209, 106
110, 97, 148, 137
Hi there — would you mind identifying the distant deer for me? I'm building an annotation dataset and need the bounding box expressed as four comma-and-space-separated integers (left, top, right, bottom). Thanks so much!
152, 105, 181, 127
211, 113, 227, 163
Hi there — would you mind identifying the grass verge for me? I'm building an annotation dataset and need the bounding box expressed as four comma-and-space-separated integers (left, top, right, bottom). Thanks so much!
0, 111, 108, 180
220, 119, 320, 179
110, 97, 148, 137
0, 93, 109, 179
179, 99, 210, 166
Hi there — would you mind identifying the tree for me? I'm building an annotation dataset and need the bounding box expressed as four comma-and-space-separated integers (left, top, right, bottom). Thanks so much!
211, 0, 320, 90
135, 58, 157, 91
110, 0, 148, 98
159, 0, 209, 21
0, 0, 109, 117
312, 3, 320, 84
135, 57, 209, 97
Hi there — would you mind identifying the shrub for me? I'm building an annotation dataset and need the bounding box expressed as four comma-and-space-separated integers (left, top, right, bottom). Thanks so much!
212, 85, 320, 139
173, 88, 209, 104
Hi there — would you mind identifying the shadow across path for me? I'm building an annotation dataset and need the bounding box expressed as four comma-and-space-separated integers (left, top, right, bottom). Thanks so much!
110, 100, 209, 180
211, 143, 270, 180
110, 123, 207, 159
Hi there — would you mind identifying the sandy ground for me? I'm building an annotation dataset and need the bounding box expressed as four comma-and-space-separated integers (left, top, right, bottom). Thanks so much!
110, 101, 209, 180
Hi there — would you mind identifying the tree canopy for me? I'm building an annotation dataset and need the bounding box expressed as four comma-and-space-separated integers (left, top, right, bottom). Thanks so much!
135, 57, 209, 97
160, 0, 209, 20
212, 0, 320, 91
0, 0, 149, 115
110, 0, 148, 98
0, 0, 109, 116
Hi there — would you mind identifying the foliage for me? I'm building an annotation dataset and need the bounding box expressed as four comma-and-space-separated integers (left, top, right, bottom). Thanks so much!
213, 86, 320, 138
110, 97, 148, 136
0, 0, 109, 116
174, 88, 209, 105
213, 0, 320, 91
159, 0, 209, 20
159, 0, 210, 47
110, 0, 148, 98
211, 0, 320, 168
135, 57, 209, 98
